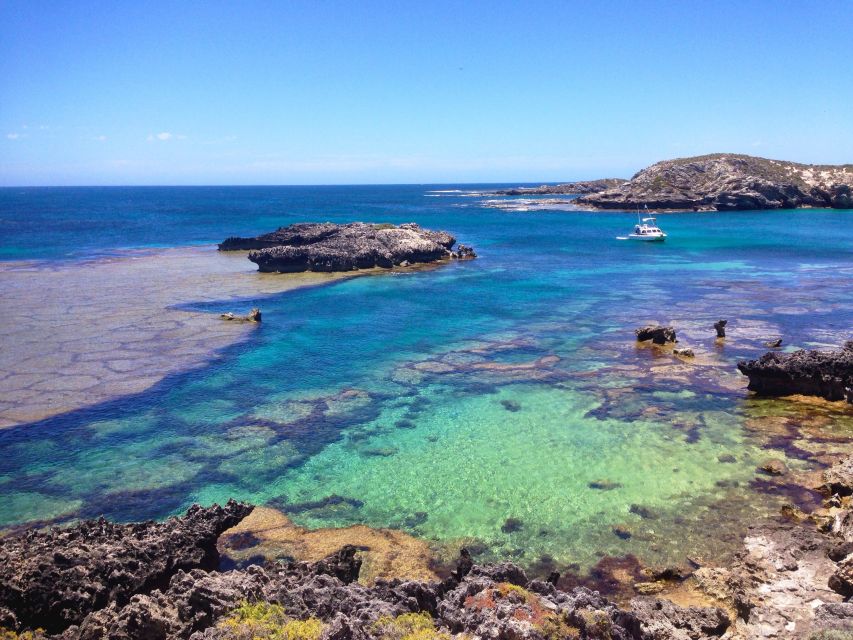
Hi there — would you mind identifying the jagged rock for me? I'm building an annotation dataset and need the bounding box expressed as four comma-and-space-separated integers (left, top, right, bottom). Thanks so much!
0, 500, 253, 635
673, 348, 695, 358
636, 326, 677, 345
220, 308, 261, 323
493, 178, 627, 196
576, 154, 853, 211
218, 222, 474, 273
763, 338, 782, 348
823, 456, 853, 496
631, 597, 729, 639
713, 320, 727, 338
737, 341, 853, 402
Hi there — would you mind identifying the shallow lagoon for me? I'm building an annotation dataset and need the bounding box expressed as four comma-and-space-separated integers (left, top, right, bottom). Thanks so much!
1, 186, 852, 573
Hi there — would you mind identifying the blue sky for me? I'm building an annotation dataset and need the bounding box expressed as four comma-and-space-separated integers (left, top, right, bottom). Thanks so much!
1, 1, 851, 185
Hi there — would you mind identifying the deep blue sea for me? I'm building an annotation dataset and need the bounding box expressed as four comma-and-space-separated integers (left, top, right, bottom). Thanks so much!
1, 185, 852, 574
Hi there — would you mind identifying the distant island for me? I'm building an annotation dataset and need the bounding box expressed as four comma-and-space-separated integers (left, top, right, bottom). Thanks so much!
574, 154, 853, 211
493, 178, 627, 196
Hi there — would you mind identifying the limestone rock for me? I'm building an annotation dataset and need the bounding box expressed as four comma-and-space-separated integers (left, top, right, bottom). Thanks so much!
737, 341, 853, 402
219, 222, 475, 273
636, 326, 677, 345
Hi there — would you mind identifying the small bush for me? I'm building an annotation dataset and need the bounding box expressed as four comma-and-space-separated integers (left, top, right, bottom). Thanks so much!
373, 223, 396, 231
371, 612, 450, 640
216, 602, 324, 640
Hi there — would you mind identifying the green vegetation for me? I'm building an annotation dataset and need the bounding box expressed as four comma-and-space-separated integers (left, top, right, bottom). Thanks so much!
216, 602, 324, 640
373, 223, 397, 231
0, 632, 47, 640
370, 612, 451, 640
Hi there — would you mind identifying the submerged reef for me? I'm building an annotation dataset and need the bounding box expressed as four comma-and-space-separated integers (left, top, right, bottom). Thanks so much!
738, 341, 853, 403
576, 153, 853, 210
218, 222, 476, 273
5, 456, 853, 638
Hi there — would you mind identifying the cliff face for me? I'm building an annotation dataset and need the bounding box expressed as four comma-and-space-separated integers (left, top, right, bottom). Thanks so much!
576, 154, 853, 211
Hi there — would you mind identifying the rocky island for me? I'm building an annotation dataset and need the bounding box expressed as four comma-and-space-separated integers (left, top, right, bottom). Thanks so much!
575, 154, 853, 211
493, 179, 627, 196
219, 222, 475, 273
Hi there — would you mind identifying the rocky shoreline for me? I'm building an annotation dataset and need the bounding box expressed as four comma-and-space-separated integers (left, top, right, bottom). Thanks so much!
4, 447, 853, 639
574, 154, 853, 211
219, 223, 475, 273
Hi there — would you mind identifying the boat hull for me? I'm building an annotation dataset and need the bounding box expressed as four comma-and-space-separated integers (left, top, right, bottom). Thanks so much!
627, 234, 666, 242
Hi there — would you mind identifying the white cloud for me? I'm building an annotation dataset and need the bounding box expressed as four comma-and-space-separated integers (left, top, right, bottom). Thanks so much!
94, 135, 107, 142
147, 131, 174, 142
6, 133, 23, 140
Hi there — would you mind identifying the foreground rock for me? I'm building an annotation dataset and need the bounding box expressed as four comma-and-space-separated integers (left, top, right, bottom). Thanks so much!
576, 154, 853, 210
219, 222, 475, 273
737, 340, 853, 402
0, 500, 253, 634
0, 505, 738, 640
494, 178, 627, 196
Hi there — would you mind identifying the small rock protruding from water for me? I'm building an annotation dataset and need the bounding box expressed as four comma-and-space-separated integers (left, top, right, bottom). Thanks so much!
635, 325, 677, 345
714, 319, 727, 338
674, 348, 695, 358
220, 307, 262, 323
764, 338, 783, 348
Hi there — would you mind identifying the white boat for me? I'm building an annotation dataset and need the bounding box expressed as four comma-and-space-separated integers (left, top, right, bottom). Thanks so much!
620, 206, 666, 241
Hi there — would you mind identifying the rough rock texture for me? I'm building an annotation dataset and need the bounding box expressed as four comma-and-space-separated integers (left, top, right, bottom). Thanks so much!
0, 500, 253, 634
218, 222, 475, 273
664, 455, 853, 638
0, 507, 739, 640
635, 326, 677, 345
737, 340, 853, 402
576, 154, 853, 211
493, 179, 627, 196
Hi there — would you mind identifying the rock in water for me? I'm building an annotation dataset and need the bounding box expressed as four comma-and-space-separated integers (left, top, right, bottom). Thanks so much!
714, 320, 727, 338
635, 325, 677, 345
737, 341, 853, 402
575, 154, 853, 211
218, 222, 475, 273
0, 500, 253, 634
673, 348, 695, 358
220, 308, 261, 323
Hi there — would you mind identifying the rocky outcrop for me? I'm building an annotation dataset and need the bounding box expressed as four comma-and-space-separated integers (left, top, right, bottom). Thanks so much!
737, 340, 853, 402
635, 326, 677, 345
0, 500, 253, 634
494, 179, 627, 196
218, 222, 475, 273
576, 154, 853, 211
220, 308, 261, 323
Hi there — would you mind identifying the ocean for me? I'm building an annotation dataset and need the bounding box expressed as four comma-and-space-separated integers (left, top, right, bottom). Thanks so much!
1, 185, 852, 575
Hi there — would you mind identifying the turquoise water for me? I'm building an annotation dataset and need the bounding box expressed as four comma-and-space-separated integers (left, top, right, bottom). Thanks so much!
2, 186, 853, 572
